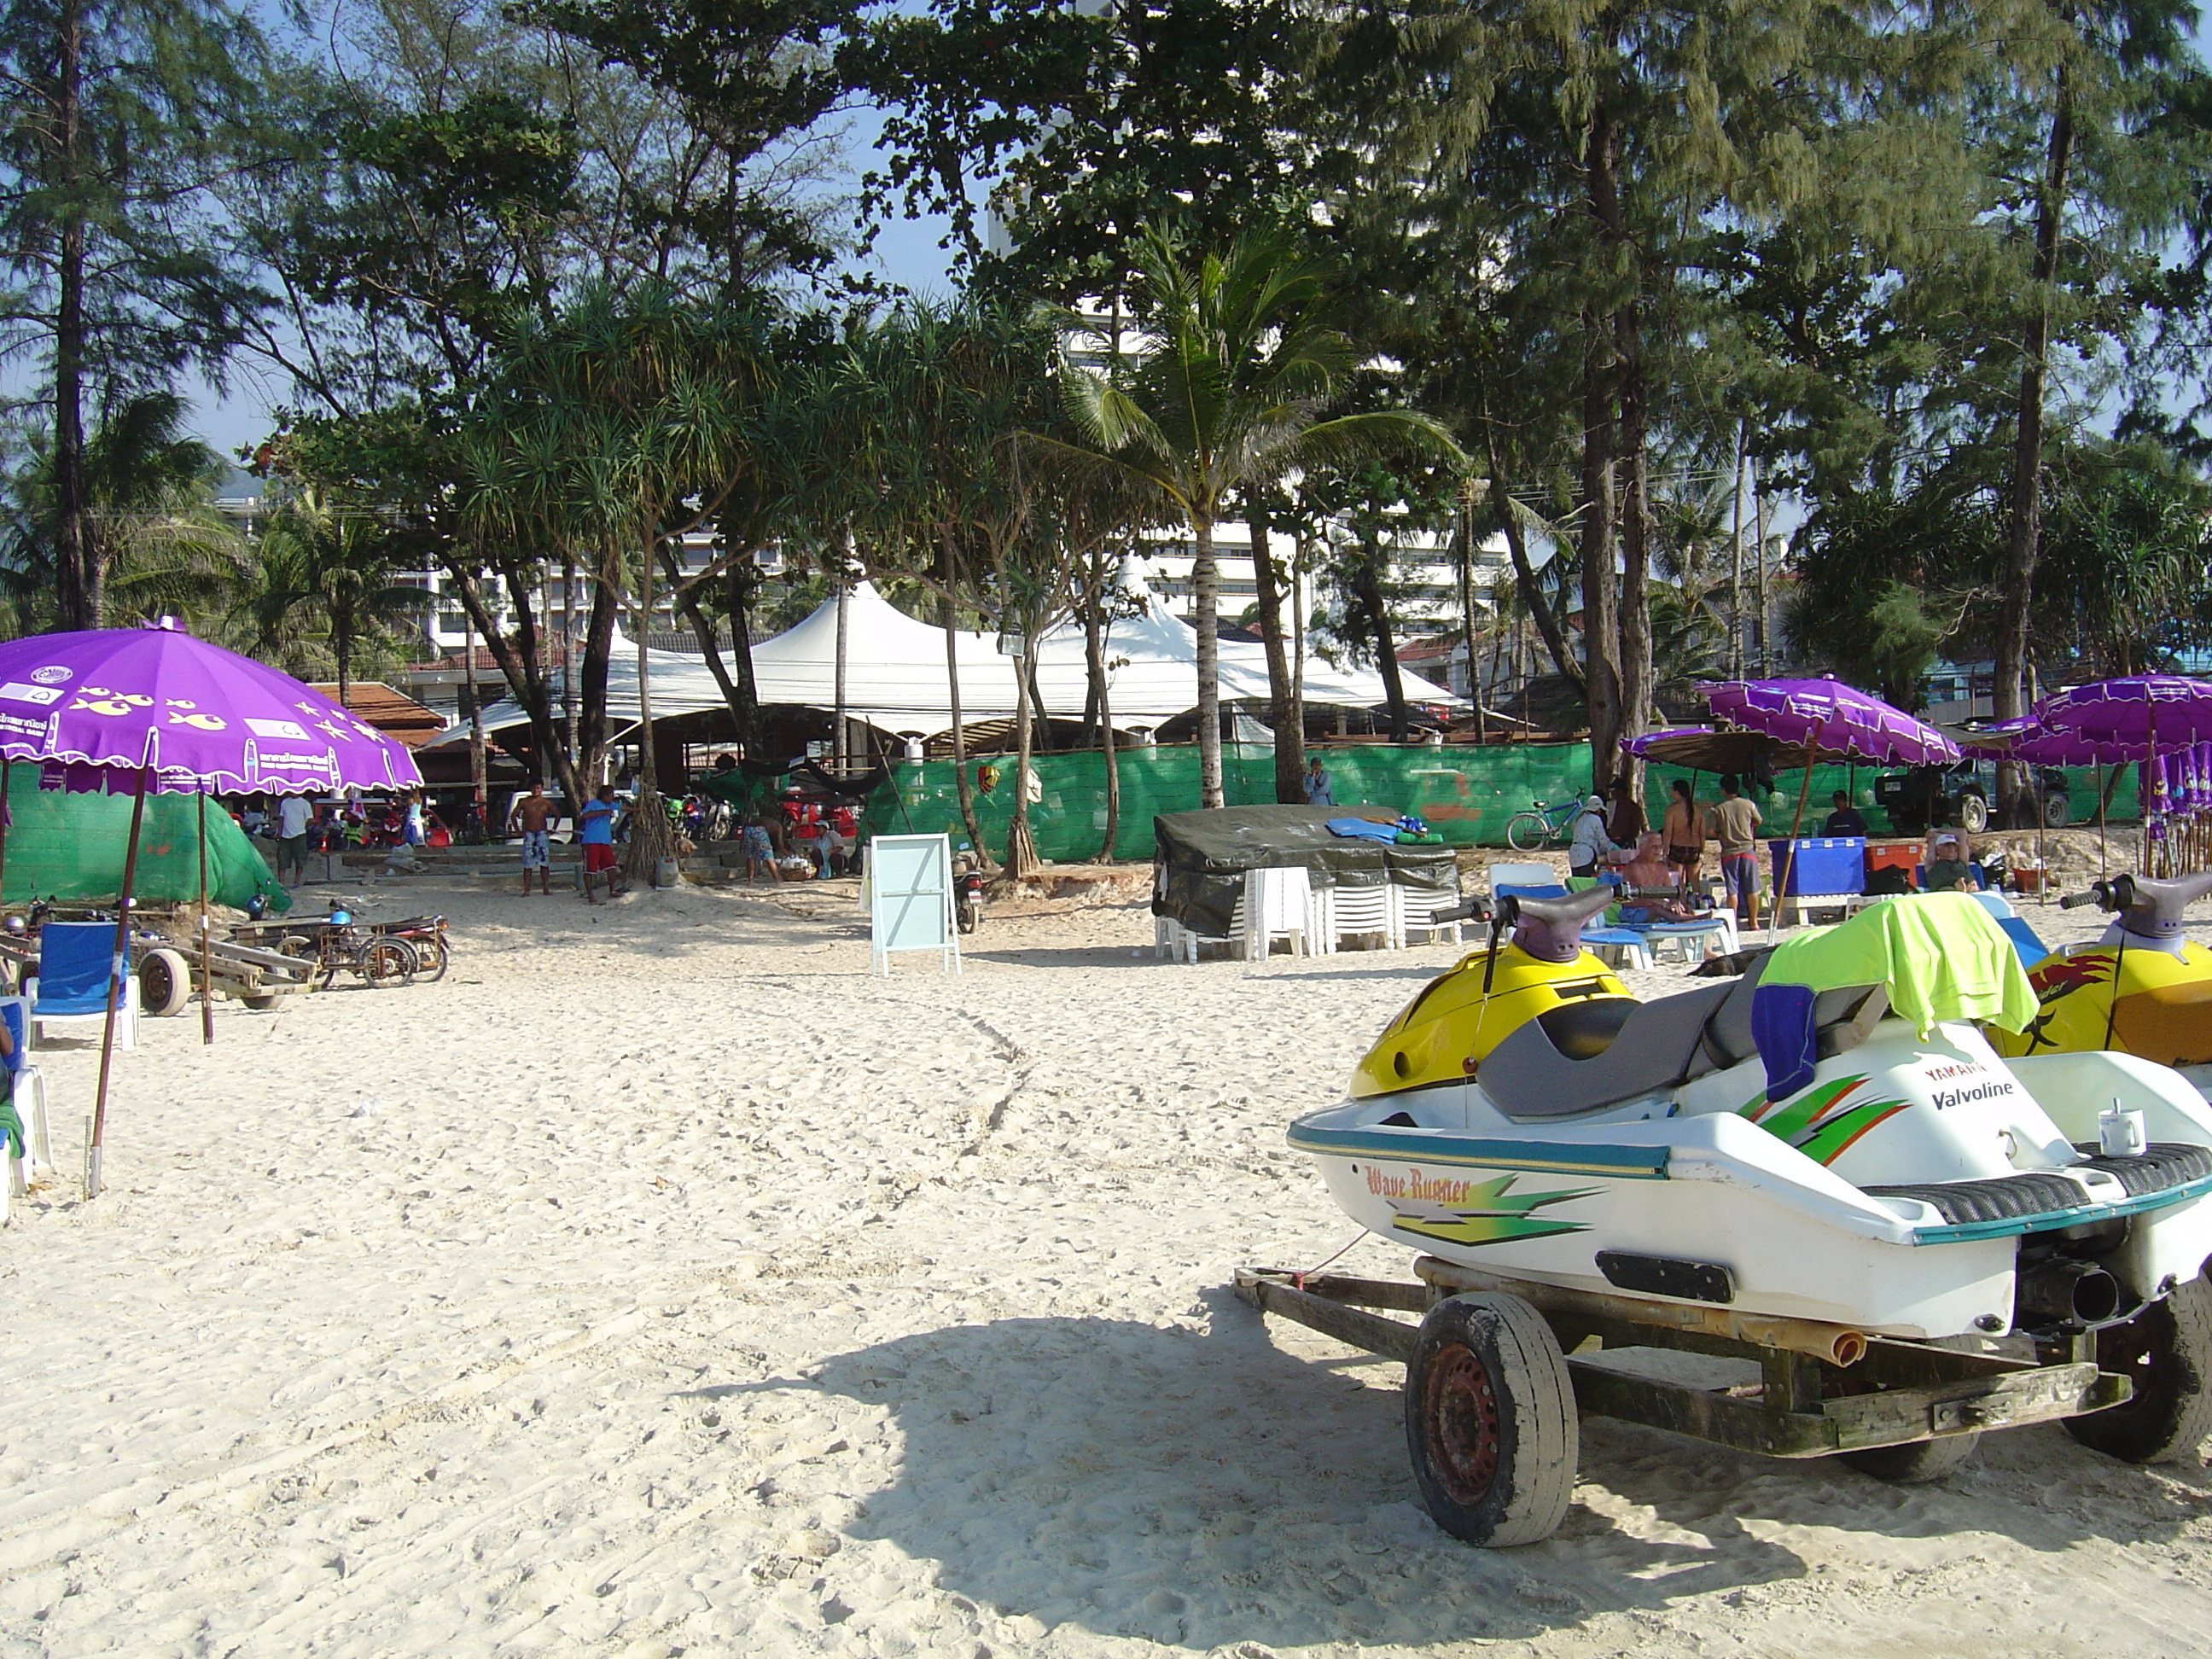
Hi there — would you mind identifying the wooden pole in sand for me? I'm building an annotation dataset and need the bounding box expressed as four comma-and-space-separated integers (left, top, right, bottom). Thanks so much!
88, 764, 150, 1198
196, 786, 214, 1045
1768, 735, 1820, 943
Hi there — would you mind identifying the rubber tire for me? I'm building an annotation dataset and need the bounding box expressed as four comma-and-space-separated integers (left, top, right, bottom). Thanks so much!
2042, 789, 2071, 829
1836, 1431, 1982, 1483
2064, 1276, 2212, 1464
1957, 792, 1990, 834
1404, 1292, 1579, 1547
409, 934, 451, 981
241, 991, 282, 1011
364, 939, 418, 987
139, 947, 191, 1016
1505, 813, 1550, 853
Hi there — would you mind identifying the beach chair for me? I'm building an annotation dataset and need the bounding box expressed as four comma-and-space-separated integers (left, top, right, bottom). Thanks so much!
1499, 883, 1652, 971
1318, 882, 1394, 952
1487, 862, 1554, 898
1, 996, 50, 1204
1393, 884, 1467, 949
1970, 890, 2050, 966
24, 923, 136, 1051
1244, 865, 1313, 960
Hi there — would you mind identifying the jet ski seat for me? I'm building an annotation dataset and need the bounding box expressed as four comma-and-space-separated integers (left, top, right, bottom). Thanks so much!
1481, 981, 1736, 1120
1698, 954, 1890, 1074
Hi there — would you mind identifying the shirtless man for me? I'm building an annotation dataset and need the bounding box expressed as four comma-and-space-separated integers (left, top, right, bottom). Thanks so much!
511, 783, 557, 895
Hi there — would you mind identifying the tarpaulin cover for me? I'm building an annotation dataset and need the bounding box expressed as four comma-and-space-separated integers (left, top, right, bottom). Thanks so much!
0, 765, 288, 911
1150, 804, 1459, 938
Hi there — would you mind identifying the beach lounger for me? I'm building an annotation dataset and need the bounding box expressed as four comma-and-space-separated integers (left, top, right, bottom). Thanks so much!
24, 922, 136, 1051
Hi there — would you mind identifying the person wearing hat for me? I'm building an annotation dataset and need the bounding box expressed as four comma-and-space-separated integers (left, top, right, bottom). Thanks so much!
1569, 792, 1630, 880
1924, 830, 1980, 893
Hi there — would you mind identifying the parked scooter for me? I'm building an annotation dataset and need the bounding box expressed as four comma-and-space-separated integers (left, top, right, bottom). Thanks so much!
952, 844, 986, 934
1988, 872, 2212, 1086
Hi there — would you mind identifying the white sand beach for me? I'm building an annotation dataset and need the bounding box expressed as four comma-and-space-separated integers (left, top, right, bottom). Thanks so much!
6, 869, 2212, 1658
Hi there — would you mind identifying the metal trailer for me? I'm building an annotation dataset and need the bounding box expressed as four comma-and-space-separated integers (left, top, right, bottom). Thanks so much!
1234, 1256, 2132, 1549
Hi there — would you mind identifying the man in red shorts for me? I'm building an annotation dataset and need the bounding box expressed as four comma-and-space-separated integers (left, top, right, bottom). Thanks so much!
578, 784, 621, 903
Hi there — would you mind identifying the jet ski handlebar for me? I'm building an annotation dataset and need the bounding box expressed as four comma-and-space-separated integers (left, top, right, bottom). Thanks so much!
1492, 885, 1619, 964
2058, 871, 2212, 939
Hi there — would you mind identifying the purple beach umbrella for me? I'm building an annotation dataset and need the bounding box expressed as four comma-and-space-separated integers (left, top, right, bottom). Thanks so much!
0, 620, 425, 1195
1699, 677, 1961, 765
2035, 675, 2212, 748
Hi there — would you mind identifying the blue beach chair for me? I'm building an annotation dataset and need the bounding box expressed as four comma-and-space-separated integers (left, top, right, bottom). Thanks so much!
25, 922, 136, 1051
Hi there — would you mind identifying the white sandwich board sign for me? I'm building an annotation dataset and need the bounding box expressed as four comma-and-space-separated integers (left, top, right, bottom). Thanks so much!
867, 833, 958, 975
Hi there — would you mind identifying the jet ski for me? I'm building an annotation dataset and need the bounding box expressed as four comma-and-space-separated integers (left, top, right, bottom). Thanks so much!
1989, 871, 2212, 1097
1289, 887, 2212, 1460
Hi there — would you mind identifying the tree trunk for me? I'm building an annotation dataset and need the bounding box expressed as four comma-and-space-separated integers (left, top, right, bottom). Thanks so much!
1193, 512, 1224, 808
1615, 300, 1655, 807
576, 557, 619, 789
445, 554, 585, 812
1580, 96, 1626, 795
1578, 306, 1622, 791
1457, 502, 1485, 742
661, 542, 749, 751
1996, 66, 2075, 823
937, 568, 991, 863
1005, 643, 1039, 878
834, 526, 853, 769
1085, 597, 1121, 860
632, 538, 656, 795
1354, 534, 1409, 741
1247, 490, 1305, 800
1730, 421, 1746, 678
1483, 425, 1580, 690
53, 0, 91, 631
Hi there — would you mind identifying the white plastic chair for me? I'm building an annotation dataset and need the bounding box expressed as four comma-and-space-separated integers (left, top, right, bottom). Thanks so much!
1394, 885, 1467, 948
1, 997, 49, 1207
1321, 882, 1394, 951
1487, 862, 1555, 896
1244, 866, 1313, 960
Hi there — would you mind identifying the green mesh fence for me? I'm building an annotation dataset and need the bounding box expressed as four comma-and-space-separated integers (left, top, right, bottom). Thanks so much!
862, 742, 2141, 861
1, 767, 288, 911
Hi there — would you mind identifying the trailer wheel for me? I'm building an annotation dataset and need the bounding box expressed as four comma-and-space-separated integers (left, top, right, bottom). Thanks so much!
2065, 1274, 2212, 1464
139, 948, 191, 1016
1836, 1432, 1982, 1483
241, 991, 282, 1011
1404, 1292, 1578, 1547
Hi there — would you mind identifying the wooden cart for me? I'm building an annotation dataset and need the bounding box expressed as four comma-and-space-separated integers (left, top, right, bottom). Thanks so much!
1235, 1257, 2131, 1548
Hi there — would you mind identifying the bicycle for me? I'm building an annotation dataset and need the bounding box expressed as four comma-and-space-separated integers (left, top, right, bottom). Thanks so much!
1503, 796, 1586, 853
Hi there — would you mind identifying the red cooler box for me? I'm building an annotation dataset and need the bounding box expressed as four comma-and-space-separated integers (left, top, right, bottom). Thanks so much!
1769, 836, 1866, 896
1864, 840, 1921, 888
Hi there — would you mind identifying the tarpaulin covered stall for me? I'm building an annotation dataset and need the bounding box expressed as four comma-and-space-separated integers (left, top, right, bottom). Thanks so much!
1151, 805, 1458, 939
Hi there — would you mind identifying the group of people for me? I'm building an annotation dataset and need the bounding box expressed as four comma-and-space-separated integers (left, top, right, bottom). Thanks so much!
1569, 775, 1982, 926
1569, 775, 1777, 923
242, 789, 442, 888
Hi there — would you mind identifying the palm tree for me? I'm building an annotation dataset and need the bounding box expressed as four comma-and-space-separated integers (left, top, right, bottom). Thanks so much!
1, 392, 247, 637
247, 484, 428, 702
1038, 223, 1464, 807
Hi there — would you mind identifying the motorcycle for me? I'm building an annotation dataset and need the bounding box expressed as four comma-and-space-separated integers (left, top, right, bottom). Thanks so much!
1988, 871, 2212, 1088
953, 844, 986, 934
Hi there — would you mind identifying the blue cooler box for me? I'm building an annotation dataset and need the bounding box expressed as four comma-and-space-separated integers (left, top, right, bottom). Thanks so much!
1769, 837, 1866, 896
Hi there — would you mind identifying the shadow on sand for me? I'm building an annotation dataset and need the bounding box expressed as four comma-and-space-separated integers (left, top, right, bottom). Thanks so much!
684, 1290, 2210, 1650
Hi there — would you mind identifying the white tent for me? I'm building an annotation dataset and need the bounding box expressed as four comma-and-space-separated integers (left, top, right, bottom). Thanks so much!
438, 573, 1458, 746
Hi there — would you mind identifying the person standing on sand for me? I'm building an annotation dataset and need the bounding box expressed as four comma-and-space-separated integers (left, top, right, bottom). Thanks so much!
1662, 777, 1704, 888
578, 784, 620, 904
511, 783, 556, 895
1711, 773, 1764, 926
274, 793, 312, 888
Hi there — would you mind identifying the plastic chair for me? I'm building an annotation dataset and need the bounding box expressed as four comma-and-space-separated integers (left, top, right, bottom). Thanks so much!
1, 996, 50, 1206
1487, 862, 1554, 896
1320, 882, 1394, 951
1394, 885, 1466, 948
24, 923, 135, 1051
1244, 866, 1313, 960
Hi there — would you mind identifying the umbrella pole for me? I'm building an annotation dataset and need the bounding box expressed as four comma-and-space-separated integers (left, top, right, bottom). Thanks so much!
1768, 736, 1819, 943
0, 756, 10, 915
197, 786, 214, 1046
88, 764, 150, 1199
2097, 763, 2108, 881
